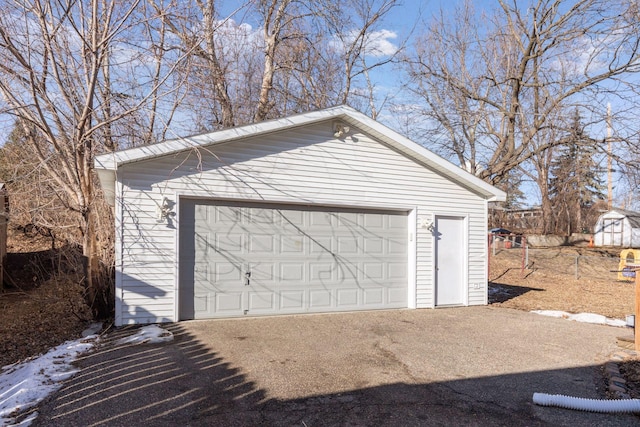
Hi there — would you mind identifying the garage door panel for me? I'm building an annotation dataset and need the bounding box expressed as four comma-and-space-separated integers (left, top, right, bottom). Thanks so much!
364, 237, 384, 255
310, 236, 332, 254
364, 213, 384, 228
388, 239, 408, 255
310, 262, 333, 282
280, 291, 305, 309
281, 235, 304, 253
389, 288, 408, 304
310, 211, 334, 227
249, 234, 275, 253
363, 263, 384, 280
280, 263, 304, 281
363, 288, 384, 305
215, 206, 240, 224
250, 262, 275, 281
309, 290, 332, 308
248, 292, 276, 311
215, 292, 243, 313
337, 212, 359, 228
388, 262, 408, 280
388, 215, 407, 229
214, 262, 242, 282
248, 208, 275, 225
181, 200, 408, 319
195, 234, 211, 256
216, 233, 243, 252
336, 262, 358, 281
194, 262, 209, 283
280, 210, 305, 228
336, 288, 358, 306
337, 236, 359, 253
194, 293, 210, 313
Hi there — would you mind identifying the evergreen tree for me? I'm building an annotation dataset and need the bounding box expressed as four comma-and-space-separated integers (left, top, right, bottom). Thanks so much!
549, 109, 605, 234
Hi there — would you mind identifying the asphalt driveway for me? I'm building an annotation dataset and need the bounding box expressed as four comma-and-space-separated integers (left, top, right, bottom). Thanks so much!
33, 307, 640, 426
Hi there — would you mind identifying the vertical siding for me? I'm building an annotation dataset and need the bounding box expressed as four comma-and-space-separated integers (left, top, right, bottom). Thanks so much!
115, 122, 490, 324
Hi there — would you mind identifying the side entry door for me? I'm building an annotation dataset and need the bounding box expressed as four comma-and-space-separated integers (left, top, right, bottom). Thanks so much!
434, 216, 466, 306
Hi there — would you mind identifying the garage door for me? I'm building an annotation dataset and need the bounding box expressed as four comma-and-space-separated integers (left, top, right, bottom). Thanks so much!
179, 200, 408, 319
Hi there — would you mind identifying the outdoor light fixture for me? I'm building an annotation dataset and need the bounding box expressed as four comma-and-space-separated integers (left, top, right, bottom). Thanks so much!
333, 121, 350, 138
420, 217, 435, 233
156, 197, 173, 223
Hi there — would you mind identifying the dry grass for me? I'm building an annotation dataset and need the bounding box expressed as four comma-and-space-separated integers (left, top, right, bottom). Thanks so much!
0, 227, 90, 367
489, 246, 634, 320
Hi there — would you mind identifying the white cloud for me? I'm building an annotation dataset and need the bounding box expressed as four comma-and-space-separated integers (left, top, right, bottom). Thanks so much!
332, 28, 399, 58
549, 33, 622, 78
363, 29, 399, 56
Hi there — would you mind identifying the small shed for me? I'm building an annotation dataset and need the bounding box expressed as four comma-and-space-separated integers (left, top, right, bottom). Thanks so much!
594, 208, 640, 247
95, 106, 506, 325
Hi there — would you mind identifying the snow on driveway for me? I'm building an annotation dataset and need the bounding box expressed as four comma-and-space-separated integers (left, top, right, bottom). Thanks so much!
0, 325, 173, 426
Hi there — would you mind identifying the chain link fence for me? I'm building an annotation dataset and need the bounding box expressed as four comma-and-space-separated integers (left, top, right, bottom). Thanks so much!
489, 234, 630, 283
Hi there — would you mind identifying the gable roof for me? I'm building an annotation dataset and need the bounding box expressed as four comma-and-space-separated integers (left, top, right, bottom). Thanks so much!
95, 105, 506, 203
607, 208, 640, 229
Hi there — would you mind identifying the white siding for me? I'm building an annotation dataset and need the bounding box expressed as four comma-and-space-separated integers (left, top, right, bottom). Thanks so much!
115, 122, 489, 324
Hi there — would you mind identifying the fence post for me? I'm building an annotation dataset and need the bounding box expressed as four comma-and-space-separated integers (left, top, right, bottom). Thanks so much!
635, 268, 640, 351
487, 233, 491, 280
575, 255, 579, 280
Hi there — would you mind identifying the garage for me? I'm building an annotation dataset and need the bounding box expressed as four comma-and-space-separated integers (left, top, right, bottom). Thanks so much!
95, 105, 505, 325
179, 200, 408, 319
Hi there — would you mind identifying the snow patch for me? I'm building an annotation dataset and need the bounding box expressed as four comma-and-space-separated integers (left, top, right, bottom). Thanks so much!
532, 310, 627, 327
116, 325, 174, 345
0, 324, 172, 425
0, 336, 98, 426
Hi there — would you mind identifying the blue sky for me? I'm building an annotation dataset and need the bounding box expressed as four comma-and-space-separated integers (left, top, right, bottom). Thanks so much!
1, 0, 631, 208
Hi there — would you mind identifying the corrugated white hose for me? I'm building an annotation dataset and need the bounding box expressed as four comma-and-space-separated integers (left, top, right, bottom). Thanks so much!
533, 393, 640, 413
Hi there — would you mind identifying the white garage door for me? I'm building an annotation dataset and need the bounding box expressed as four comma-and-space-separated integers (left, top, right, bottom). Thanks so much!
179, 200, 408, 319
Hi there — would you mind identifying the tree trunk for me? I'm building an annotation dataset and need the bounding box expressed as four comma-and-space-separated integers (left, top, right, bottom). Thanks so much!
541, 196, 554, 235
82, 204, 111, 319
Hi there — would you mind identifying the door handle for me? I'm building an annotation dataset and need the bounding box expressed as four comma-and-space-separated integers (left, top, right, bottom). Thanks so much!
244, 270, 251, 286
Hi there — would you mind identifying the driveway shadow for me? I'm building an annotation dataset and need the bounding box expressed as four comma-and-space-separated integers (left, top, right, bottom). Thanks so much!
31, 324, 266, 426
30, 318, 640, 427
489, 281, 544, 304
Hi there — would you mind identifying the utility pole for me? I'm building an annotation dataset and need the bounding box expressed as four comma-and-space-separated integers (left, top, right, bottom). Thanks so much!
607, 103, 613, 210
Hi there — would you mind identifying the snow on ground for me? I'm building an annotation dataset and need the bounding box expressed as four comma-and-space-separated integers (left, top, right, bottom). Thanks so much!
0, 324, 173, 426
532, 310, 628, 327
0, 336, 97, 426
116, 324, 174, 345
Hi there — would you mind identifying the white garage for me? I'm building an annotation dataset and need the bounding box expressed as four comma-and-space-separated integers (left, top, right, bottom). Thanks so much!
95, 106, 505, 325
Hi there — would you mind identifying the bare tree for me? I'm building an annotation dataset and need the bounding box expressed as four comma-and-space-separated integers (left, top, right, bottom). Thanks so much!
0, 0, 183, 316
150, 0, 297, 128
313, 0, 403, 118
254, 0, 296, 122
403, 0, 640, 189
153, 0, 403, 129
